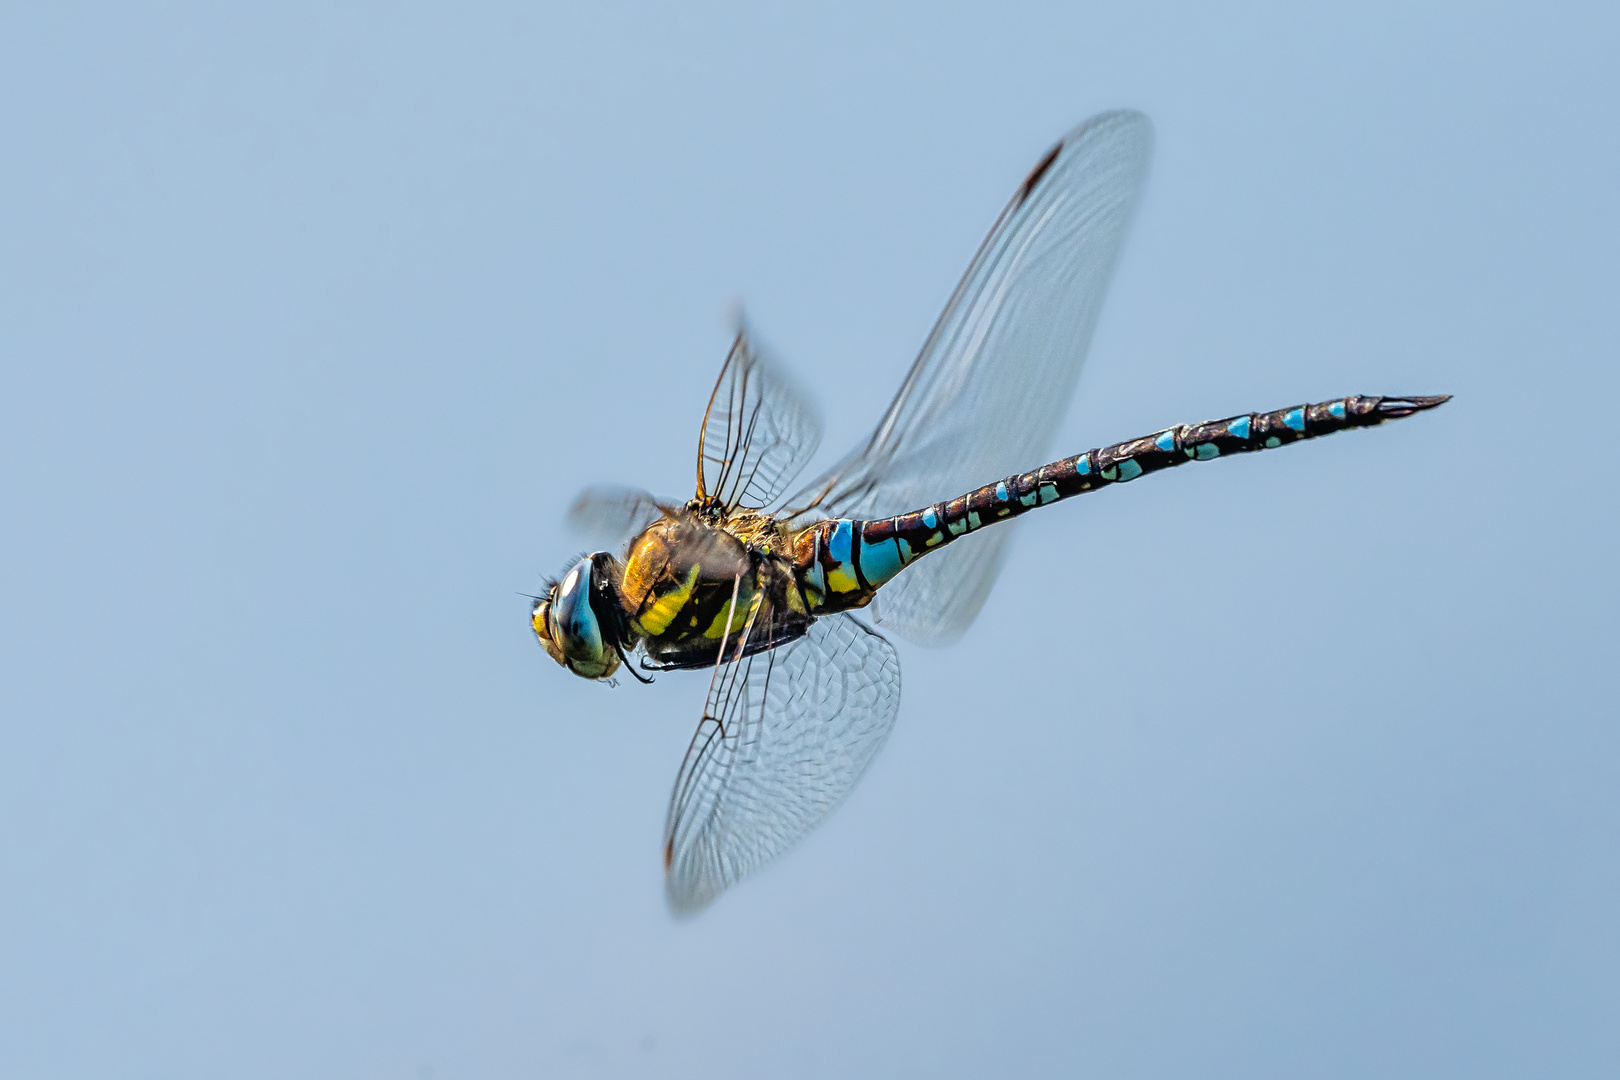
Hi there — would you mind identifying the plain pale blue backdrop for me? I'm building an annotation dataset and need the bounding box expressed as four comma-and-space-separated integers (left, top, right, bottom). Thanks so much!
2, 1, 1616, 1076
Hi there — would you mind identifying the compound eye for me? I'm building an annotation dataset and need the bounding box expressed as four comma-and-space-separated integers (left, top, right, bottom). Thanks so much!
532, 553, 621, 680
559, 562, 583, 600
551, 557, 604, 661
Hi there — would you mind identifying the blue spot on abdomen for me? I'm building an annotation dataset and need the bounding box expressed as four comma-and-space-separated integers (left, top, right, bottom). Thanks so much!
859, 536, 906, 587
828, 520, 852, 564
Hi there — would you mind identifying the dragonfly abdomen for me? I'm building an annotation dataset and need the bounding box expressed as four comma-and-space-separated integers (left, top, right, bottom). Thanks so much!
799, 394, 1448, 610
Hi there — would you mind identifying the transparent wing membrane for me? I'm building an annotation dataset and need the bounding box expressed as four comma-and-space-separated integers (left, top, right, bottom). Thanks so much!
566, 484, 671, 553
697, 325, 823, 512
788, 110, 1153, 644
663, 612, 901, 913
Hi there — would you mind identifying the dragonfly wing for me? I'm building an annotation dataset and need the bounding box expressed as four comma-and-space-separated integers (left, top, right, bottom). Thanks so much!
697, 322, 823, 512
787, 110, 1153, 645
663, 611, 901, 913
565, 484, 675, 553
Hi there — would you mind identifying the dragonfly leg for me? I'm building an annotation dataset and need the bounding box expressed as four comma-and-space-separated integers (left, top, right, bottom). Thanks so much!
713, 574, 743, 669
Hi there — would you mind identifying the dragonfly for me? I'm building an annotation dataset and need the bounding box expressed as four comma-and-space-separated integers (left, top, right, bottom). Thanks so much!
531, 110, 1448, 913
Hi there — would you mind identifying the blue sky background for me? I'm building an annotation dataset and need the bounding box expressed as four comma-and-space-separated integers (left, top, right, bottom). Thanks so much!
2, 2, 1616, 1076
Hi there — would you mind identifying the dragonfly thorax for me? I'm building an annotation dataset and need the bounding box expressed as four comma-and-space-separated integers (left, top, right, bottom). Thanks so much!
618, 516, 816, 671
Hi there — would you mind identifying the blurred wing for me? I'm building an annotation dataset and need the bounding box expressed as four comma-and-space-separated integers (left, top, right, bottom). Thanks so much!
663, 611, 901, 914
697, 324, 823, 512
566, 484, 672, 553
787, 110, 1153, 644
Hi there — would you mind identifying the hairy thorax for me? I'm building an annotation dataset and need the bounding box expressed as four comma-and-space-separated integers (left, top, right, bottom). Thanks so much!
618, 514, 815, 670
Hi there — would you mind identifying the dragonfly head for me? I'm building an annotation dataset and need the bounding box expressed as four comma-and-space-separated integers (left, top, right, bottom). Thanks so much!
532, 552, 624, 680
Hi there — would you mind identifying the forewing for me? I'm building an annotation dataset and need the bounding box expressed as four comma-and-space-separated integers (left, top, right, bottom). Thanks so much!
787, 110, 1153, 644
566, 484, 672, 553
662, 612, 901, 913
697, 324, 823, 512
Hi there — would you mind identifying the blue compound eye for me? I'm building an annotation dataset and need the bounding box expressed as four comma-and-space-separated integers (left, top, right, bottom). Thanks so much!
531, 552, 623, 680
541, 554, 625, 680
552, 558, 603, 661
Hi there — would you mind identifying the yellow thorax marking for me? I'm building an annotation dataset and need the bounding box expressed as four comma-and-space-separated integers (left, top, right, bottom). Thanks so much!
636, 563, 701, 637
702, 582, 757, 639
